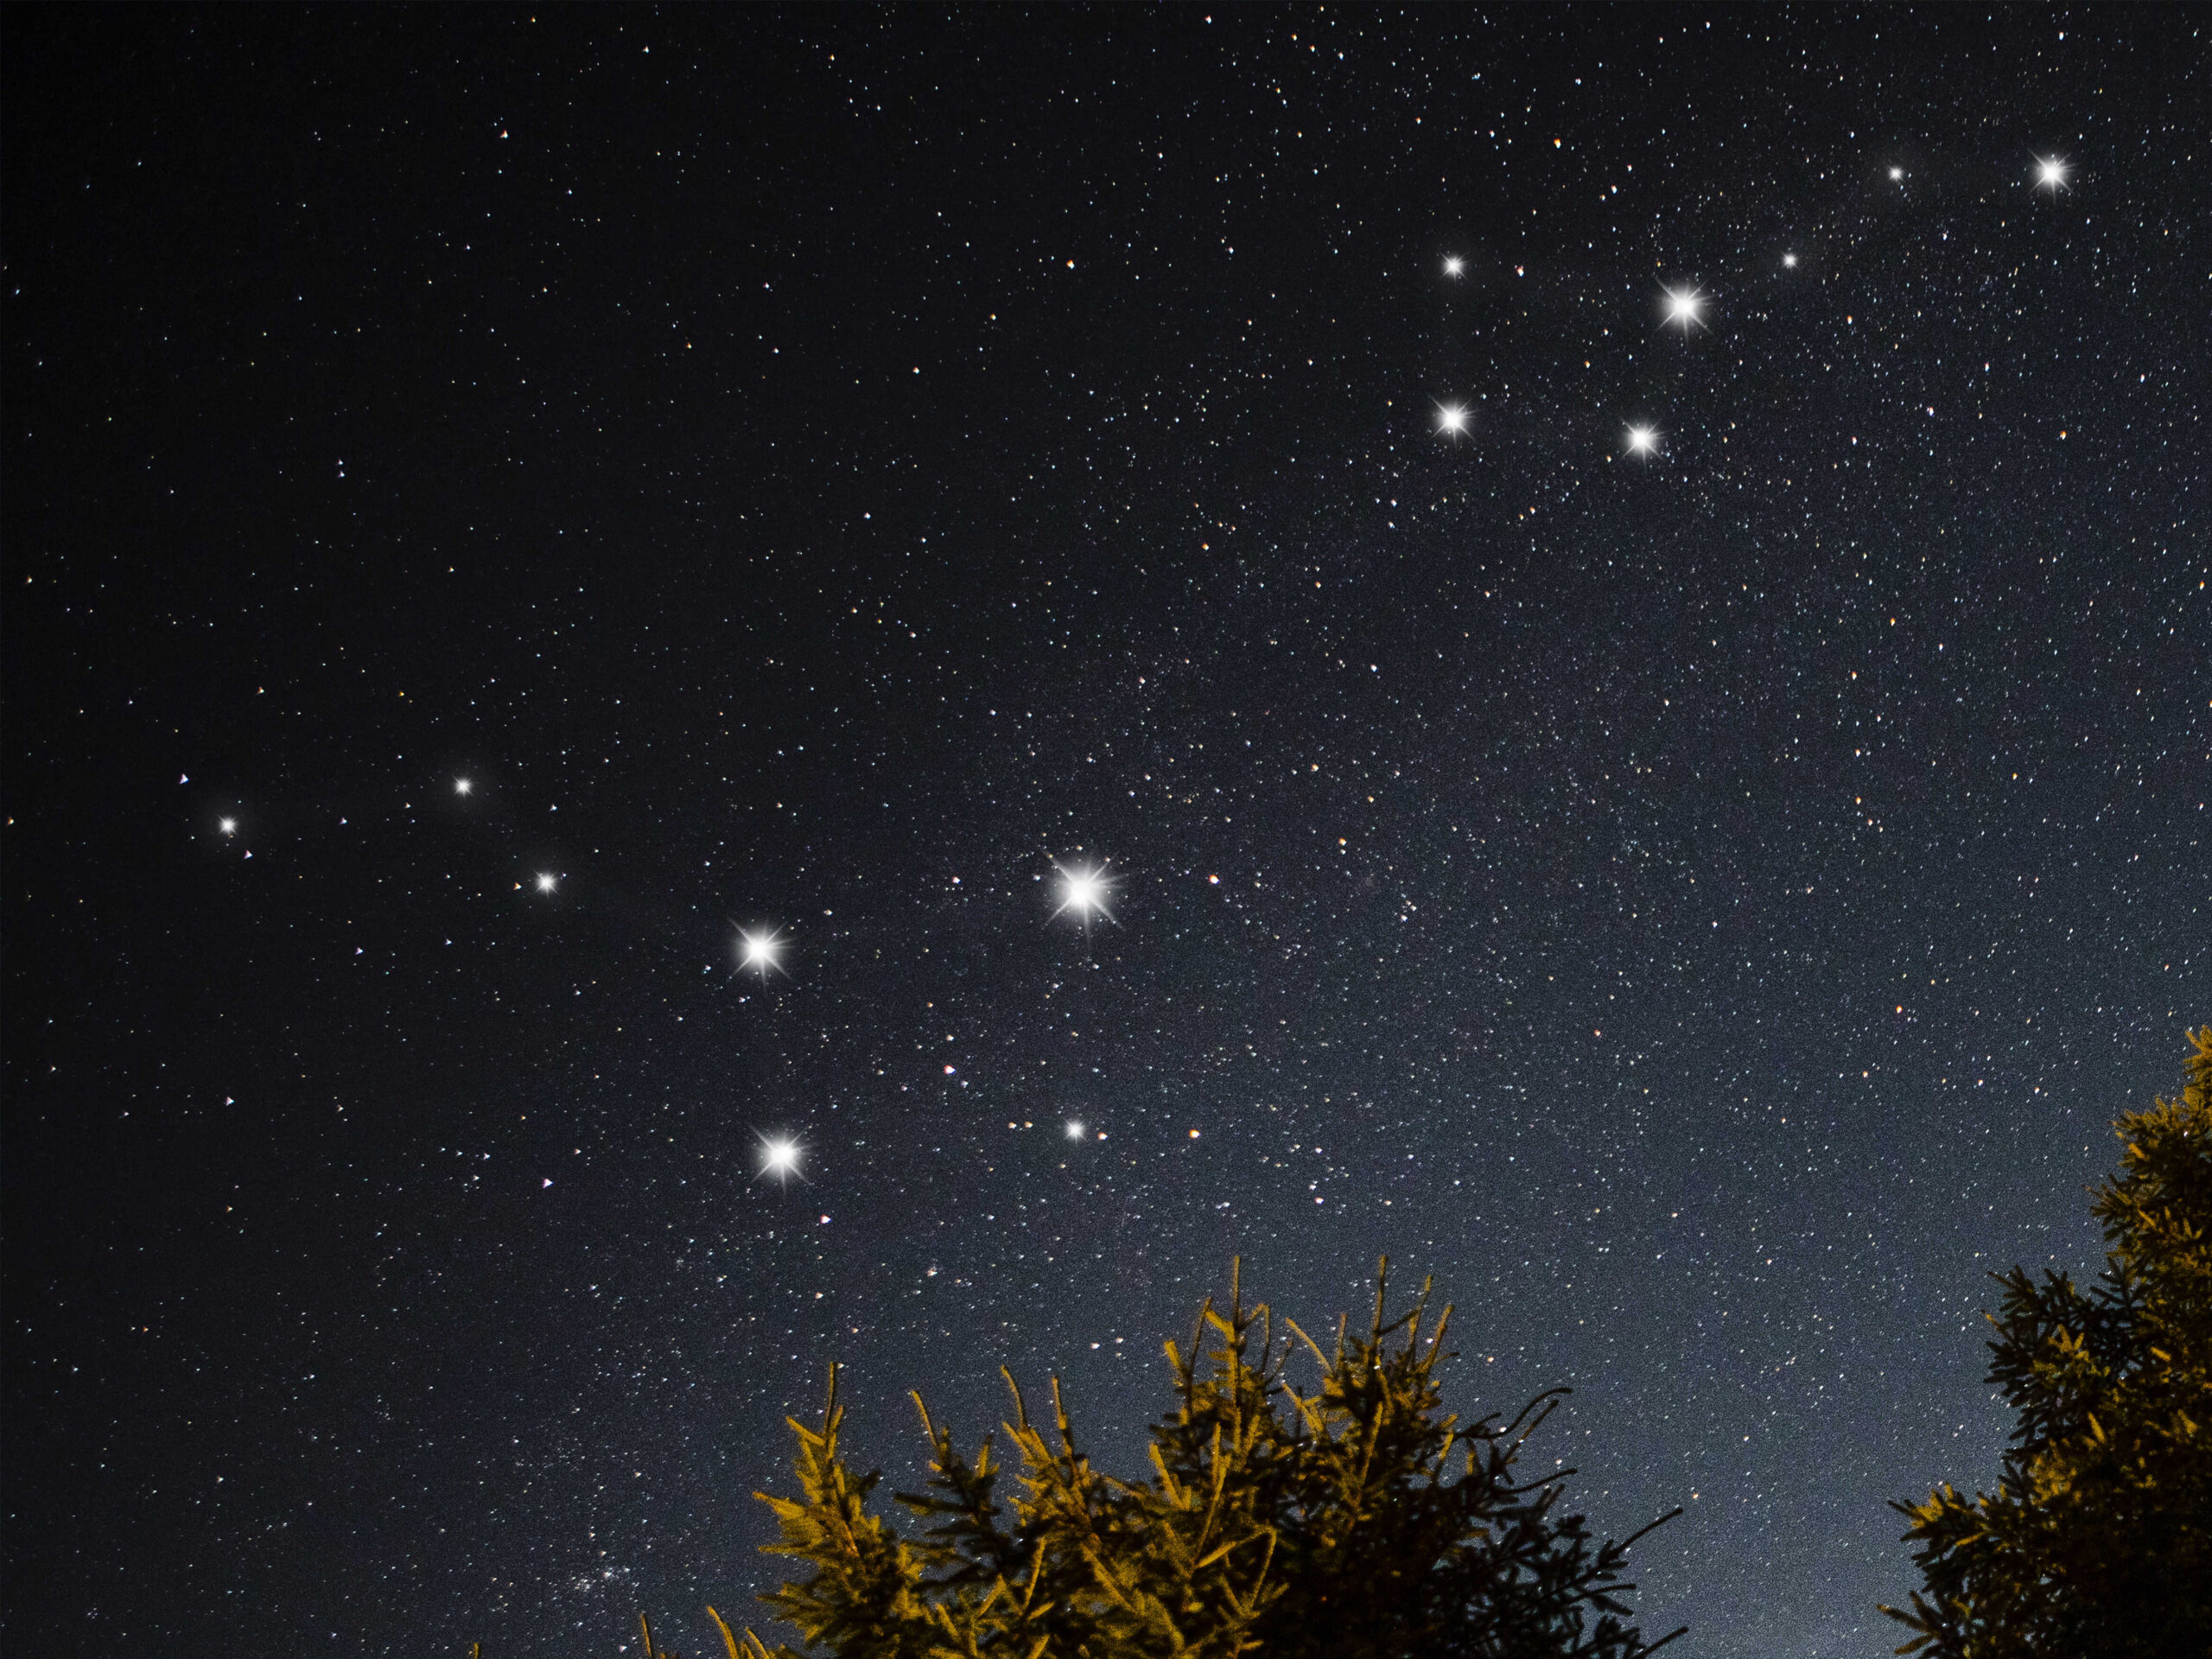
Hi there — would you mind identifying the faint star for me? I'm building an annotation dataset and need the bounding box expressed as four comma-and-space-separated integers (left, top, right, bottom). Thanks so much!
1443, 256, 1465, 276
2034, 155, 2069, 192
1434, 400, 1471, 438
535, 873, 557, 893
1624, 424, 1659, 457
1660, 285, 1706, 332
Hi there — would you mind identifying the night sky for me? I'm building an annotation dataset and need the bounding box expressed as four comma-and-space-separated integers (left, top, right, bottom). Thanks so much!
4, 9, 2206, 1656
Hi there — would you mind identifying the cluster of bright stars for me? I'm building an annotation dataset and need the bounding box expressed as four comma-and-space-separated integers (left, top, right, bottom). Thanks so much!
1431, 153, 2069, 460
512, 853, 1109, 969
200, 143, 2091, 1213
207, 784, 1163, 1190
724, 866, 1114, 1180
449, 775, 559, 893
1433, 276, 1694, 455
730, 868, 1118, 1179
257, 137, 2088, 1184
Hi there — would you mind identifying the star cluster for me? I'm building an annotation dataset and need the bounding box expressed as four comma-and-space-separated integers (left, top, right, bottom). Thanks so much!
3, 11, 2204, 1659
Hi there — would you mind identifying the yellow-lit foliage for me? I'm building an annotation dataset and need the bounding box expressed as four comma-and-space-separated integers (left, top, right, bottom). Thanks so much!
703, 1262, 1679, 1659
1883, 1027, 2212, 1656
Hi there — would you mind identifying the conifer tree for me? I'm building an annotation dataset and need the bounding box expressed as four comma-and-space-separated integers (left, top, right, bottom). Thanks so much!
1882, 1026, 2212, 1656
697, 1261, 1681, 1659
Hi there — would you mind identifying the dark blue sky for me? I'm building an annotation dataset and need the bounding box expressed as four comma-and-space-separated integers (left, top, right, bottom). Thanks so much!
5, 9, 2203, 1656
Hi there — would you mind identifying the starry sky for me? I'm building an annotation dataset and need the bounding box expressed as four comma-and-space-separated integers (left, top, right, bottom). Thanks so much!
4, 9, 2206, 1656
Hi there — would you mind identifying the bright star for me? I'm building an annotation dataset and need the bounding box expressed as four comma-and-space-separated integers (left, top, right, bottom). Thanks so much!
1660, 285, 1706, 332
2034, 155, 2069, 192
1889, 166, 1904, 181
535, 873, 557, 893
739, 927, 785, 980
1054, 861, 1117, 929
454, 778, 472, 796
756, 1135, 804, 1183
1443, 256, 1465, 276
1434, 401, 1471, 438
1066, 1120, 1086, 1141
1783, 252, 1798, 269
219, 817, 237, 835
1624, 424, 1658, 456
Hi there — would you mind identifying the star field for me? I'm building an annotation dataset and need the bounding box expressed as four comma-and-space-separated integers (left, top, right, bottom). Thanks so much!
3, 10, 2206, 1658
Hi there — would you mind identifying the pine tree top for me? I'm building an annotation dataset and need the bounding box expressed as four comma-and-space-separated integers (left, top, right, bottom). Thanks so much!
1883, 1026, 2212, 1659
721, 1260, 1681, 1659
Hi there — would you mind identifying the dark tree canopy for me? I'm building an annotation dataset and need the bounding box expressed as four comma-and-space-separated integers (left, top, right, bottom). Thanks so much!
1882, 1026, 2212, 1657
696, 1262, 1681, 1659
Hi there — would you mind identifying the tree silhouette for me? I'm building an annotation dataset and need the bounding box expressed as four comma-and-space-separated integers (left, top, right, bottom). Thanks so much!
699, 1261, 1681, 1659
1882, 1026, 2212, 1656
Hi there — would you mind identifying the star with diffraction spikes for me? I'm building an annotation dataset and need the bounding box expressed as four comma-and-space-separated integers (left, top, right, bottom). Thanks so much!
737, 926, 786, 982
1624, 424, 1659, 458
1053, 861, 1117, 930
1434, 400, 1471, 439
754, 1133, 805, 1185
2034, 154, 2070, 193
1659, 284, 1706, 333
